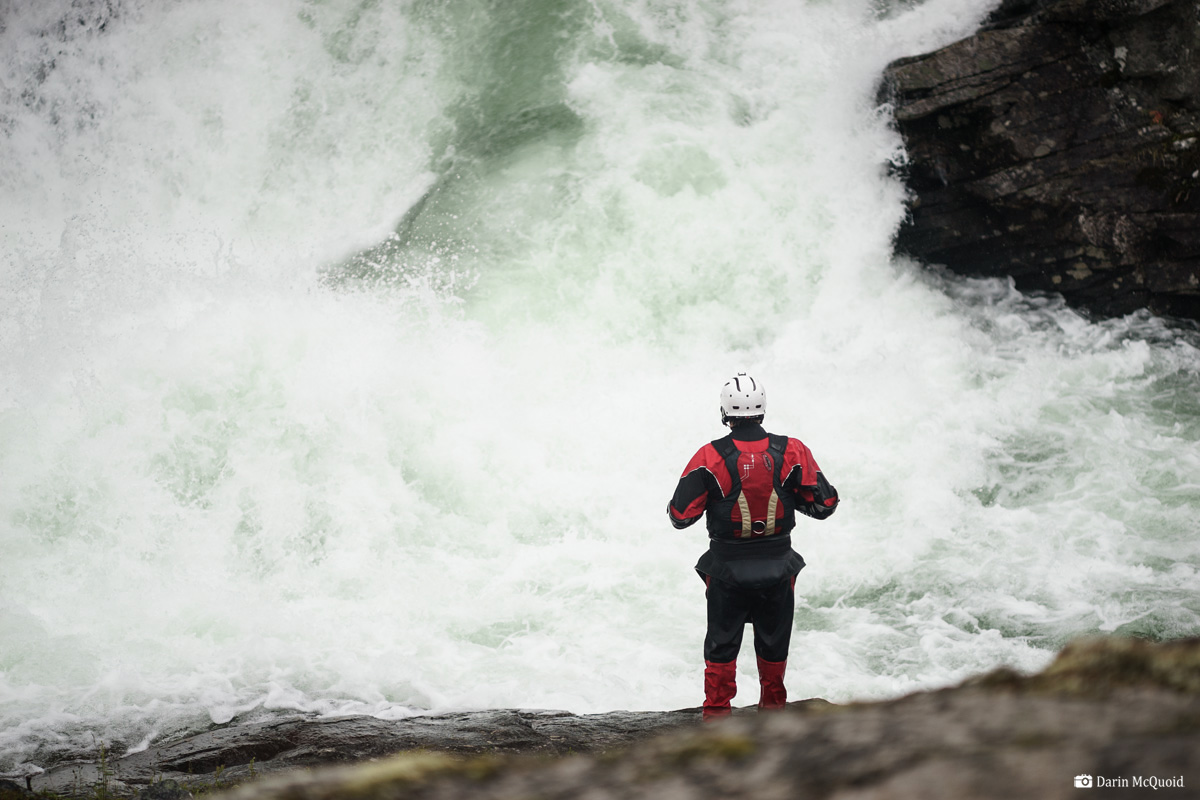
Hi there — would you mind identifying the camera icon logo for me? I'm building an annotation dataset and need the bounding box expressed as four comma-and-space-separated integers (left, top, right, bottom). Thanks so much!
1074, 775, 1093, 788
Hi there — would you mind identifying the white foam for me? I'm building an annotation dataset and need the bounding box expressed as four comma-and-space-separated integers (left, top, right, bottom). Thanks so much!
2, 0, 1198, 770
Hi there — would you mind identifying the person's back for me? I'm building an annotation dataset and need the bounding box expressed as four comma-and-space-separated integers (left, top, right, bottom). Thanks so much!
668, 373, 839, 720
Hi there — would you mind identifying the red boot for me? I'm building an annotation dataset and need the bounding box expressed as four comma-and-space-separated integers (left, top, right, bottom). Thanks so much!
703, 660, 737, 722
757, 657, 786, 711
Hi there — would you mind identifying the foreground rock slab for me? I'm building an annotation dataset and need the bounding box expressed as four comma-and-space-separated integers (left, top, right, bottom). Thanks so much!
22, 708, 702, 798
13, 637, 1200, 800
882, 0, 1200, 321
210, 637, 1200, 800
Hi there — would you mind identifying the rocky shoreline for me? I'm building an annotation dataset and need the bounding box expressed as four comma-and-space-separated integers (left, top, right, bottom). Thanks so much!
7, 706, 708, 798
3, 637, 1198, 800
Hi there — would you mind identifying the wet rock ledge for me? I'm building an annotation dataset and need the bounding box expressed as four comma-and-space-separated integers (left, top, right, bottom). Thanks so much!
882, 0, 1200, 321
13, 707, 702, 799
7, 637, 1199, 800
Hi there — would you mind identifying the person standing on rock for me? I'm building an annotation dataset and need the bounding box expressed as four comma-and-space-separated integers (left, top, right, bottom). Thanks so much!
668, 373, 839, 721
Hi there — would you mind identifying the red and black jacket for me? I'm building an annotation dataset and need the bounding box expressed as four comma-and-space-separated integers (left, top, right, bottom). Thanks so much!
668, 423, 839, 541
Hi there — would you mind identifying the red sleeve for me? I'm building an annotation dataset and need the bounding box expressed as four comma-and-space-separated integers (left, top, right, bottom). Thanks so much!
783, 437, 839, 518
667, 443, 731, 528
781, 438, 821, 488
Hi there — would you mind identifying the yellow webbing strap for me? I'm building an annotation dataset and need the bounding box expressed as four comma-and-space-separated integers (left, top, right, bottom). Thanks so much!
737, 492, 752, 538
735, 488, 782, 538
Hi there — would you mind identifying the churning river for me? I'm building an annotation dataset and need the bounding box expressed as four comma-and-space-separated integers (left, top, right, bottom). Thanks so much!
2, 0, 1198, 771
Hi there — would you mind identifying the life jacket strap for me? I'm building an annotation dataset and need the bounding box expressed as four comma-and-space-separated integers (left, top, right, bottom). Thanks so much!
716, 434, 788, 539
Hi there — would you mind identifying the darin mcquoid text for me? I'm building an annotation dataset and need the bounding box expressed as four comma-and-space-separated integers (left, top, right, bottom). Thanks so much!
1075, 775, 1186, 790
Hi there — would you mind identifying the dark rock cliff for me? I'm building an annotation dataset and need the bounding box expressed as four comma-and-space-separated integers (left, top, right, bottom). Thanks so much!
882, 0, 1200, 321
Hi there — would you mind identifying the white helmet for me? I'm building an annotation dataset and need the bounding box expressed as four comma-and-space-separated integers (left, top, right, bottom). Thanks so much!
720, 372, 765, 423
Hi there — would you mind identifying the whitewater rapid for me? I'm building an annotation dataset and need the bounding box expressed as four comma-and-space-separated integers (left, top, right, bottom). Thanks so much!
2, 0, 1198, 772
